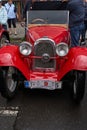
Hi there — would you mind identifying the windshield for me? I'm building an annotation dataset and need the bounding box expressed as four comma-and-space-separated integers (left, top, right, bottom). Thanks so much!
26, 10, 69, 26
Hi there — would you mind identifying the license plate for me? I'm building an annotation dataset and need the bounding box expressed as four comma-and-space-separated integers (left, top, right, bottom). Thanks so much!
24, 80, 62, 90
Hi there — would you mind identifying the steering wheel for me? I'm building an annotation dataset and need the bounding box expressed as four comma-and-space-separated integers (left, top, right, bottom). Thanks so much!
31, 18, 47, 24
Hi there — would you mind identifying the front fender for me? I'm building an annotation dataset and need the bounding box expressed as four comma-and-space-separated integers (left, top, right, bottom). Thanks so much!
0, 45, 30, 79
1, 46, 87, 81
58, 47, 87, 80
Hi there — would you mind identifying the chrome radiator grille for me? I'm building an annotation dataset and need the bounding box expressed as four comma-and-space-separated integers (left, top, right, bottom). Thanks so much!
33, 38, 56, 70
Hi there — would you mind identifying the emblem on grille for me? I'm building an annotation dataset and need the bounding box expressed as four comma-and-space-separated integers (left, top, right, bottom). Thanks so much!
42, 53, 50, 63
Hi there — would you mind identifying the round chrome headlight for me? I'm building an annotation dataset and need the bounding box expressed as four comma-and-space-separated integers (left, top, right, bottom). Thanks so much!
56, 42, 69, 57
19, 41, 32, 56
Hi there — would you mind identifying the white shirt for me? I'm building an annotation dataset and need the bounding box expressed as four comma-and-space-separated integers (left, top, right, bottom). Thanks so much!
0, 6, 7, 25
5, 3, 16, 19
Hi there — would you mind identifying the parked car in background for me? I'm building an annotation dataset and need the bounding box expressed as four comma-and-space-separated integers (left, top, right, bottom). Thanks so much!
0, 9, 87, 104
0, 24, 10, 47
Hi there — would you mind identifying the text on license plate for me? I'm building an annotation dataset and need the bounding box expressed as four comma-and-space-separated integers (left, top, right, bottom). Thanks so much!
24, 80, 62, 90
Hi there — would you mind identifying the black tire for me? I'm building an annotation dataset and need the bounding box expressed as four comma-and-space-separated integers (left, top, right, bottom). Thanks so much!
0, 67, 18, 99
71, 71, 86, 103
0, 35, 8, 47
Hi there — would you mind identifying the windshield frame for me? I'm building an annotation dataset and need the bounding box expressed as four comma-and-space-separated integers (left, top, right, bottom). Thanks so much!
26, 10, 69, 28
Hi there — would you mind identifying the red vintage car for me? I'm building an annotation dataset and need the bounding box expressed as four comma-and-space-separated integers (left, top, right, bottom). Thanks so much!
0, 10, 87, 103
0, 25, 10, 47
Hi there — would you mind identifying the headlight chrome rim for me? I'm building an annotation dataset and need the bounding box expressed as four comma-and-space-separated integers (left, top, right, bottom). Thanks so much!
56, 42, 69, 57
19, 41, 32, 56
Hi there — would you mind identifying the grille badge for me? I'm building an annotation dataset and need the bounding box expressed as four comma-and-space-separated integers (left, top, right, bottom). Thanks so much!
42, 53, 50, 63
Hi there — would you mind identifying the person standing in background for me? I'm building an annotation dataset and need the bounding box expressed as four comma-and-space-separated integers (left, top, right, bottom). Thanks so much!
62, 0, 85, 47
5, 0, 18, 35
84, 0, 87, 40
0, 0, 7, 30
81, 0, 87, 45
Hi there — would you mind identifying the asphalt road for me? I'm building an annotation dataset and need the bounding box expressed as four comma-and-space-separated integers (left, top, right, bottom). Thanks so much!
0, 78, 87, 130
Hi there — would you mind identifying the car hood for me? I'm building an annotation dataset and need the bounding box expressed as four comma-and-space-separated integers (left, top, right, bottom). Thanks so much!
28, 25, 69, 44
